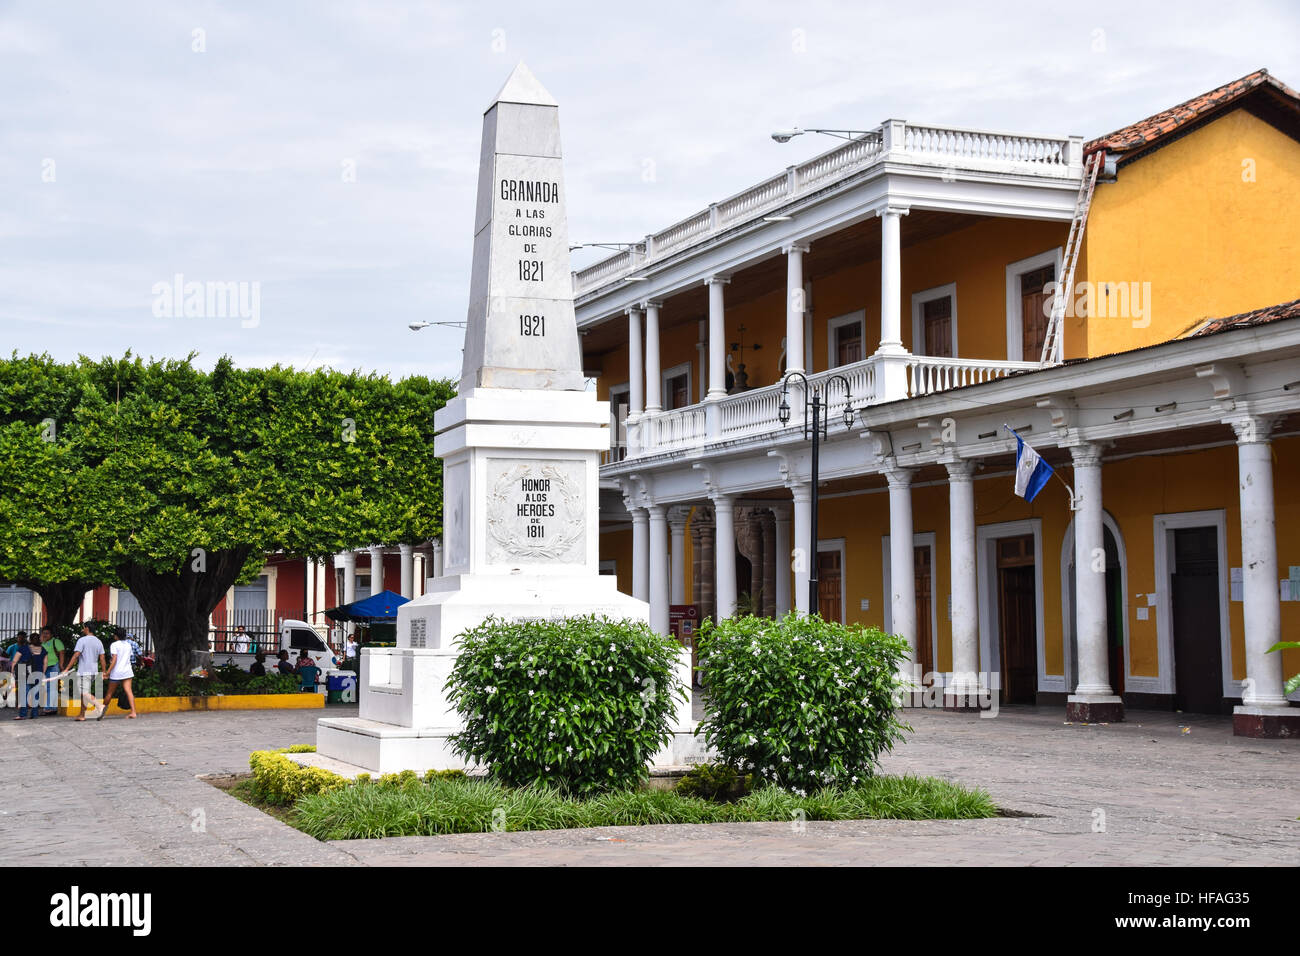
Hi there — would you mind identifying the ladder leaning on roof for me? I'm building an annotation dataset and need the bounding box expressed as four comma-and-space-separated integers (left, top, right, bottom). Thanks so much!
1040, 150, 1104, 365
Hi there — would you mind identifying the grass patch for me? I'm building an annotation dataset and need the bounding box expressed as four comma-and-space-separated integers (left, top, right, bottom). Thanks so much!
290, 773, 997, 841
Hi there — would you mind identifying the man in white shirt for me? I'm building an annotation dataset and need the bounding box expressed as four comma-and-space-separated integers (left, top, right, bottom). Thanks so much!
61, 623, 106, 721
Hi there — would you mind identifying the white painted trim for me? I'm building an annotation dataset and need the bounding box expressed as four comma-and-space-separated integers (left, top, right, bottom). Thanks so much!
1152, 510, 1235, 701
661, 361, 693, 409
826, 309, 866, 370
817, 537, 848, 624
910, 282, 959, 358
1059, 511, 1137, 693
975, 518, 1050, 692
881, 531, 940, 671
1004, 247, 1062, 361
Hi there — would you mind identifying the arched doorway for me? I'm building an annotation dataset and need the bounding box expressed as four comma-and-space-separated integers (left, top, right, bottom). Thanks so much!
1061, 514, 1127, 696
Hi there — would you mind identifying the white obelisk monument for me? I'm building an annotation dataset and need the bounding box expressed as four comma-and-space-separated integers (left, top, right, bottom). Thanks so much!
316, 64, 694, 774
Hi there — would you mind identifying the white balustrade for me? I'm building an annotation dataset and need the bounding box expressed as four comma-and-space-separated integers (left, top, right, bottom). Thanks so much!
573, 120, 1076, 296
905, 355, 1041, 397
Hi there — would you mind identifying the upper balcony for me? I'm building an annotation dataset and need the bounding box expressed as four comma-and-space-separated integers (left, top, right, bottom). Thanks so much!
572, 119, 1084, 305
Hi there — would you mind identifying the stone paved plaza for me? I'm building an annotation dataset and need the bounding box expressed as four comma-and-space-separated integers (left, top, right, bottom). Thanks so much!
2, 703, 1295, 866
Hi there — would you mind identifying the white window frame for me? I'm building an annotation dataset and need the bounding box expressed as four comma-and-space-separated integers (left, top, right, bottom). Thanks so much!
1152, 509, 1234, 700
911, 282, 959, 358
661, 362, 693, 410
816, 537, 848, 624
881, 531, 940, 676
1004, 248, 1063, 361
826, 310, 866, 369
975, 518, 1048, 692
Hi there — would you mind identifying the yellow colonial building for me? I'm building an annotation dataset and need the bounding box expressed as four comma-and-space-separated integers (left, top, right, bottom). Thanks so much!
576, 70, 1300, 737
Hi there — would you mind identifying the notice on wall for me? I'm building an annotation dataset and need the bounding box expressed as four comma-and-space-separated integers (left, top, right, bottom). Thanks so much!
1136, 606, 1149, 621
1230, 567, 1243, 602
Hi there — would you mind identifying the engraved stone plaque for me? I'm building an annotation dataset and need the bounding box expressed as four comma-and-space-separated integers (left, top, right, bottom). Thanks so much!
485, 457, 586, 565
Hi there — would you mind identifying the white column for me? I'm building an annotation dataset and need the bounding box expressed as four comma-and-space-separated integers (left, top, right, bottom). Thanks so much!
431, 538, 444, 578
1067, 444, 1123, 721
773, 504, 792, 616
398, 544, 414, 598
648, 504, 670, 635
886, 464, 918, 677
368, 545, 385, 595
791, 485, 812, 615
706, 277, 729, 401
945, 459, 979, 706
630, 508, 649, 602
874, 205, 910, 400
644, 300, 663, 414
783, 243, 809, 375
339, 551, 357, 605
712, 494, 737, 619
1232, 416, 1292, 733
627, 306, 644, 418
668, 507, 689, 605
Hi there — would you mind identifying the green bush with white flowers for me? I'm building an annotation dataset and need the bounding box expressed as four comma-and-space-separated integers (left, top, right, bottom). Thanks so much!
696, 613, 910, 794
445, 615, 686, 795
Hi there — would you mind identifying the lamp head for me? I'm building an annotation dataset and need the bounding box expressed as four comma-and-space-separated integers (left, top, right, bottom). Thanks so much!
778, 395, 791, 425
843, 406, 855, 428
771, 128, 803, 144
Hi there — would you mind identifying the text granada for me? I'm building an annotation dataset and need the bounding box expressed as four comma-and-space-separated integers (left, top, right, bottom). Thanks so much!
499, 179, 560, 202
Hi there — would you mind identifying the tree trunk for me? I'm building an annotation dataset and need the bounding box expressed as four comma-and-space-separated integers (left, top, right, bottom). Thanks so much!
20, 580, 94, 629
117, 546, 254, 683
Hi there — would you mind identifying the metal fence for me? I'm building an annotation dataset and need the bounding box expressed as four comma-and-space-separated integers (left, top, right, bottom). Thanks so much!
0, 608, 323, 658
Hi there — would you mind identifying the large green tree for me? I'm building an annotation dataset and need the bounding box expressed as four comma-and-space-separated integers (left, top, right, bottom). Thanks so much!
0, 354, 115, 625
0, 353, 453, 681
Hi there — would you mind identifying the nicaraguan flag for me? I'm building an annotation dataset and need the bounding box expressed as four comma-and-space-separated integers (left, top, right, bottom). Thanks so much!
1009, 426, 1053, 503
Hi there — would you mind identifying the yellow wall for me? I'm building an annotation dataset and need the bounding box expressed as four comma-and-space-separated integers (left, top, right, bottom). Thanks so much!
1082, 109, 1300, 355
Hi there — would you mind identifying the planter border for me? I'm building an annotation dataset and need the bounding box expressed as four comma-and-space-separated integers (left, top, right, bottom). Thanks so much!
61, 693, 325, 716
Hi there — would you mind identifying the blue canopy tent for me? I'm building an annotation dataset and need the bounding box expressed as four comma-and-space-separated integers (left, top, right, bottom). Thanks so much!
325, 589, 410, 623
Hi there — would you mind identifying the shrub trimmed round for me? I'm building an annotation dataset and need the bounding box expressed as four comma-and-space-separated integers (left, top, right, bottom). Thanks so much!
696, 613, 910, 794
445, 615, 686, 794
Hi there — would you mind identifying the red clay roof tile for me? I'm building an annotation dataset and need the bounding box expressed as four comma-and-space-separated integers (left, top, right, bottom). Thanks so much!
1086, 68, 1300, 154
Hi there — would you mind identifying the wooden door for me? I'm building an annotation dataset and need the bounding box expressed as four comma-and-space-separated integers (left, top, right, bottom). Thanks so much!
922, 296, 953, 357
668, 373, 689, 411
1020, 265, 1055, 361
1172, 527, 1224, 713
913, 545, 934, 676
817, 550, 842, 622
836, 323, 863, 366
996, 535, 1037, 704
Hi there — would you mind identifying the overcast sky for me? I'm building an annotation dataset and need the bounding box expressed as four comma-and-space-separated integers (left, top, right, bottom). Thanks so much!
3, 0, 1297, 383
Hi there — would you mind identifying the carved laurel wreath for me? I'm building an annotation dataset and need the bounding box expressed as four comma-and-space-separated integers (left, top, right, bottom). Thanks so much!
487, 462, 584, 561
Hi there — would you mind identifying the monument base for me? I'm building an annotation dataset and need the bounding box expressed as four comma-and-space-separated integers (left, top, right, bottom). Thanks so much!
314, 572, 706, 774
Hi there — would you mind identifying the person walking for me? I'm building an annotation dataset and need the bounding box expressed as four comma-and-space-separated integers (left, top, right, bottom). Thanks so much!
62, 624, 106, 721
99, 630, 138, 720
12, 632, 47, 719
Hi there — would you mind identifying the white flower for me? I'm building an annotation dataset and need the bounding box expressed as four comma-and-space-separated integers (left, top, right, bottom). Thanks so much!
528, 689, 535, 696
608, 666, 614, 672
565, 746, 573, 754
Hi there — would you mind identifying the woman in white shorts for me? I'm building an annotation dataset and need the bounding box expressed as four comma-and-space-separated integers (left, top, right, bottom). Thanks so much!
100, 632, 138, 720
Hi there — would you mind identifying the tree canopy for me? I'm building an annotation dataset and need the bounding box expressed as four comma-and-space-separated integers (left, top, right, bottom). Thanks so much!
0, 352, 454, 679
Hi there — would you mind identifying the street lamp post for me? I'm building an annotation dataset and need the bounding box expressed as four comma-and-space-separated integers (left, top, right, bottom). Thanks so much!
778, 371, 856, 615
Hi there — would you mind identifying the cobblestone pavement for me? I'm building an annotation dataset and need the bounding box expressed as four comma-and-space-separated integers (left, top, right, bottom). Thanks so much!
2, 704, 1295, 866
